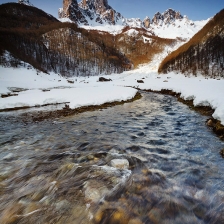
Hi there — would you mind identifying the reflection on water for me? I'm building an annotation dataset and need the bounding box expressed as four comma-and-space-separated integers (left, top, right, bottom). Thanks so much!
0, 92, 224, 224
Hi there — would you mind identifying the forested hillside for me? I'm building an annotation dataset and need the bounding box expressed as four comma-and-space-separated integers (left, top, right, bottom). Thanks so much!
158, 9, 224, 77
0, 3, 131, 76
42, 27, 130, 76
115, 27, 177, 67
0, 3, 185, 76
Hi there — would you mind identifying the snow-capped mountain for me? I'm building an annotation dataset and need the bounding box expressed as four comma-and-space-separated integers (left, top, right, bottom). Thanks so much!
58, 1, 209, 40
151, 9, 183, 26
149, 9, 209, 39
151, 16, 209, 40
59, 0, 124, 25
18, 0, 33, 6
125, 18, 143, 28
123, 9, 209, 40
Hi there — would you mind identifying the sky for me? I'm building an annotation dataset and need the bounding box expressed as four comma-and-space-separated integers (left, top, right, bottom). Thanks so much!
0, 0, 224, 21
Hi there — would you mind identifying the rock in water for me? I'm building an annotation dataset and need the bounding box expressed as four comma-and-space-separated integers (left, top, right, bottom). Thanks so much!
84, 180, 109, 203
111, 159, 129, 169
206, 118, 213, 127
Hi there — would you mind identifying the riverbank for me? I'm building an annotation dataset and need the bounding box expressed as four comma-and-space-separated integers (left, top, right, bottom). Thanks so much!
15, 92, 142, 123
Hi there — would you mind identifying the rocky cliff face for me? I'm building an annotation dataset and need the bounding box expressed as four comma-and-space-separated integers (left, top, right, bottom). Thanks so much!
151, 9, 183, 26
143, 17, 150, 28
58, 0, 88, 24
125, 9, 184, 30
59, 0, 124, 25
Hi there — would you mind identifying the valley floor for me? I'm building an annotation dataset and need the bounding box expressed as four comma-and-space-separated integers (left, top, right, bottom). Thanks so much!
0, 61, 224, 126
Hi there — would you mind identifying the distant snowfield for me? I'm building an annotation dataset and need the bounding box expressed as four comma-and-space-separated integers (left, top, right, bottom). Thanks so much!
0, 63, 224, 125
80, 24, 124, 35
79, 17, 209, 39
61, 15, 210, 40
151, 18, 210, 39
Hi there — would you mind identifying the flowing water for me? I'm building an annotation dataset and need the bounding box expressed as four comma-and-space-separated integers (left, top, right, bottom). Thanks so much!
0, 92, 224, 224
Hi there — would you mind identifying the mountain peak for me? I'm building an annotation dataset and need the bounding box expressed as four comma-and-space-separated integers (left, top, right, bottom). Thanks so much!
58, 0, 88, 24
18, 0, 33, 6
151, 9, 183, 26
59, 0, 123, 25
163, 8, 183, 22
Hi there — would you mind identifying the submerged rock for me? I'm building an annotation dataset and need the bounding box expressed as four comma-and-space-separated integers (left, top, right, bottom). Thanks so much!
111, 159, 129, 169
94, 206, 130, 224
2, 153, 14, 161
1, 203, 24, 224
128, 218, 143, 224
55, 200, 71, 212
84, 180, 109, 203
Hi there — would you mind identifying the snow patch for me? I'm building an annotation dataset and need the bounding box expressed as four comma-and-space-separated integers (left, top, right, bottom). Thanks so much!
80, 24, 124, 35
125, 29, 139, 36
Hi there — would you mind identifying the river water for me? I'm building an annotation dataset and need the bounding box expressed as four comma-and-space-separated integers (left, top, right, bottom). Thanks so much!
0, 92, 223, 224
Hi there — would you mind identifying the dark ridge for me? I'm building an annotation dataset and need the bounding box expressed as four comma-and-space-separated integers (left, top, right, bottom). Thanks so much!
0, 3, 59, 29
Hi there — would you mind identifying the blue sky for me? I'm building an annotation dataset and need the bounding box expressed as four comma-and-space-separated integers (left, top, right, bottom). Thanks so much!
0, 0, 224, 20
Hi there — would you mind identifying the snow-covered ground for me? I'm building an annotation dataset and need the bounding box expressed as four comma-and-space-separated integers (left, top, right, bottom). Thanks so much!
0, 66, 137, 111
0, 55, 224, 125
151, 17, 210, 39
80, 24, 124, 35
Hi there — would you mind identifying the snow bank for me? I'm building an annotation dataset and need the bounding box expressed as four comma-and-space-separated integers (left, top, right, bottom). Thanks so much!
0, 66, 137, 111
0, 86, 137, 110
0, 67, 68, 94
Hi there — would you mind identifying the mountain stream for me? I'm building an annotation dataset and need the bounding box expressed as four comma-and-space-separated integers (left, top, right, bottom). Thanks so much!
0, 92, 224, 224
